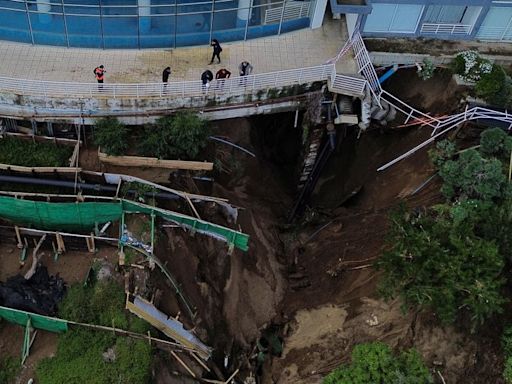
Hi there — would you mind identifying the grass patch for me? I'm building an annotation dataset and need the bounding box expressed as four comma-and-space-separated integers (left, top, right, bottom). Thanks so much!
36, 280, 152, 384
0, 137, 73, 167
0, 356, 20, 384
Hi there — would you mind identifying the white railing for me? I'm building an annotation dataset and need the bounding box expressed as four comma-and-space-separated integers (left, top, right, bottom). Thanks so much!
0, 64, 335, 100
378, 105, 512, 171
329, 73, 367, 96
264, 1, 311, 24
420, 23, 473, 35
351, 31, 382, 103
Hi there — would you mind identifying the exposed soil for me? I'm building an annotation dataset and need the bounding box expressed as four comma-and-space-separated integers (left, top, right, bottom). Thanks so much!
0, 236, 120, 383
1, 68, 505, 384
365, 37, 512, 56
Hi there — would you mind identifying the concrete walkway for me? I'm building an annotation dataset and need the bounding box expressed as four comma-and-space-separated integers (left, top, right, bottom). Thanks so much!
0, 18, 356, 84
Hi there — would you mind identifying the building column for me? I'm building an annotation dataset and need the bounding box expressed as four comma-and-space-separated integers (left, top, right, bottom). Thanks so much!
36, 0, 52, 24
139, 0, 151, 34
237, 0, 251, 28
310, 0, 327, 29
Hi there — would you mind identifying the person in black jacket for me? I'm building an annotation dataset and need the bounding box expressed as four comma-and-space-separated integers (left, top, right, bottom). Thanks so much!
209, 39, 222, 64
162, 66, 171, 94
201, 69, 214, 93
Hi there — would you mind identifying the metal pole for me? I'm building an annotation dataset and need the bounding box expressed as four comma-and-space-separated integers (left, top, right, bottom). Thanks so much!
277, 0, 286, 35
25, 2, 35, 45
61, 0, 70, 47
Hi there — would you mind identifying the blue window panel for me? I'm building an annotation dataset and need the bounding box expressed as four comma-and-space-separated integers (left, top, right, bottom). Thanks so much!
246, 22, 279, 39
212, 10, 245, 42
364, 4, 395, 32
0, 0, 25, 10
175, 13, 210, 46
29, 11, 62, 32
424, 5, 466, 23
102, 16, 139, 47
477, 7, 512, 40
30, 14, 67, 45
26, 1, 63, 13
280, 16, 309, 33
66, 15, 102, 47
0, 9, 31, 43
101, 5, 137, 15
212, 8, 237, 30
364, 3, 421, 33
64, 5, 100, 15
390, 4, 422, 32
177, 2, 212, 13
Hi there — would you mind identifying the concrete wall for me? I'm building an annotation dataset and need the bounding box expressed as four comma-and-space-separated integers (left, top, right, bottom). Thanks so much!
369, 51, 512, 67
0, 81, 325, 125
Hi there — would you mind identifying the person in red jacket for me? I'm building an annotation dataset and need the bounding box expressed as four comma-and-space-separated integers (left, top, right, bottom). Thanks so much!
215, 68, 231, 91
93, 65, 106, 90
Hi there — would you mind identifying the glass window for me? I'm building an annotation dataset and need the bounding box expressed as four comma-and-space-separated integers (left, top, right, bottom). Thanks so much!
64, 5, 100, 15
212, 7, 244, 42
364, 3, 422, 33
247, 3, 279, 39
0, 0, 26, 10
175, 12, 210, 46
66, 14, 102, 47
0, 9, 31, 43
30, 13, 67, 45
139, 14, 175, 47
102, 16, 138, 47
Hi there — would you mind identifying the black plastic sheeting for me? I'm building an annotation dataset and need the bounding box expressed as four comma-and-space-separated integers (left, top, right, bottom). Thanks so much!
0, 266, 66, 316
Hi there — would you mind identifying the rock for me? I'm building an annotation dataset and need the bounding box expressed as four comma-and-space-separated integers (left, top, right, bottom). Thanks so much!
102, 347, 116, 363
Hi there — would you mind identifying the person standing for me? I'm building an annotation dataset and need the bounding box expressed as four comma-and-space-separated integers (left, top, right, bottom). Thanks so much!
201, 69, 214, 93
238, 61, 253, 86
162, 66, 171, 94
209, 39, 222, 64
93, 65, 106, 90
215, 68, 231, 91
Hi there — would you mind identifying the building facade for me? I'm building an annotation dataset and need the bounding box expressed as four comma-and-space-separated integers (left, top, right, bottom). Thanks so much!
0, 0, 328, 48
332, 0, 512, 42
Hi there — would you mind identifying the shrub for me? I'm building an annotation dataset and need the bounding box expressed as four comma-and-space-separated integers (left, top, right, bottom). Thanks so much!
451, 50, 492, 82
0, 137, 72, 167
475, 64, 512, 107
417, 58, 435, 81
438, 149, 508, 202
94, 117, 129, 156
138, 111, 209, 160
503, 326, 512, 383
480, 127, 512, 160
323, 342, 432, 384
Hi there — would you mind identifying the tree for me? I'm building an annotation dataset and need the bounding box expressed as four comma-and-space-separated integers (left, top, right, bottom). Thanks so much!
475, 64, 512, 107
138, 111, 210, 160
377, 205, 506, 329
94, 117, 129, 156
378, 129, 512, 330
323, 342, 432, 384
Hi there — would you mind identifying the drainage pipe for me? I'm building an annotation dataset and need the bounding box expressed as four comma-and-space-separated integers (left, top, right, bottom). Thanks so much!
0, 175, 180, 201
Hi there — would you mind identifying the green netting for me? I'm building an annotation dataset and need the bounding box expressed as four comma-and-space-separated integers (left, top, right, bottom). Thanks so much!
0, 196, 249, 251
0, 196, 122, 231
122, 200, 249, 251
0, 306, 68, 333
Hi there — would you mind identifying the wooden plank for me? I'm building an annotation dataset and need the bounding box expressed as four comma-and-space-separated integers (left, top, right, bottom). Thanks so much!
0, 163, 81, 173
0, 131, 81, 146
98, 149, 213, 171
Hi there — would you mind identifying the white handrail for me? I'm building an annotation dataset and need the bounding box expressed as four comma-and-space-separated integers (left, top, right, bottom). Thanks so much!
0, 64, 335, 100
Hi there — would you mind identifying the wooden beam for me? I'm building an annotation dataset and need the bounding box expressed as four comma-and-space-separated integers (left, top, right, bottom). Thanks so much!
0, 163, 82, 173
98, 149, 213, 171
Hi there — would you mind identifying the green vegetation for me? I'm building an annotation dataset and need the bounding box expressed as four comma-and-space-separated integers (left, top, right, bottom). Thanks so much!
0, 356, 20, 384
417, 58, 435, 81
138, 111, 210, 160
0, 137, 72, 167
378, 128, 512, 330
503, 326, 512, 383
452, 51, 512, 107
323, 342, 432, 384
36, 280, 152, 384
94, 117, 129, 156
